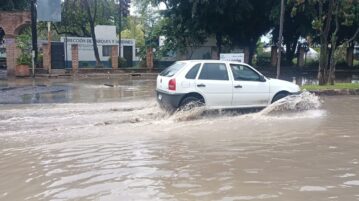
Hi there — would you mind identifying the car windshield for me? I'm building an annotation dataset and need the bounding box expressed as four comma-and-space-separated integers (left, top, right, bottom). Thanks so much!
160, 62, 186, 77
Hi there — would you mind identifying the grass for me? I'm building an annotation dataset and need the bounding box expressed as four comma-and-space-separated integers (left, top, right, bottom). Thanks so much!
302, 83, 359, 91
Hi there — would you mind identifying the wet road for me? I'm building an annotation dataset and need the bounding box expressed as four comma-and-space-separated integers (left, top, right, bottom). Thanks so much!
0, 75, 157, 104
1, 77, 359, 201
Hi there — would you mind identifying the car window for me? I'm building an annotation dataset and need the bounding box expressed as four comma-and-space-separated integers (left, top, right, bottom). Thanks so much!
230, 64, 260, 81
185, 63, 201, 79
160, 62, 186, 77
198, 63, 229, 80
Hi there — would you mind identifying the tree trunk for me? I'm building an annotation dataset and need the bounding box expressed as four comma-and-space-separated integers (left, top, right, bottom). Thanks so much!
318, 42, 328, 85
328, 2, 339, 86
89, 22, 102, 67
317, 0, 334, 85
328, 42, 336, 85
285, 42, 296, 65
247, 41, 257, 65
84, 0, 102, 67
216, 32, 222, 59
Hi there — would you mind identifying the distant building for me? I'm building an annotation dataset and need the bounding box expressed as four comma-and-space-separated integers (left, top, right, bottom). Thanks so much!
58, 25, 138, 68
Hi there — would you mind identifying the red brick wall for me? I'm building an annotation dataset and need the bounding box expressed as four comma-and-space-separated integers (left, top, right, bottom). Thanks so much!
5, 37, 17, 77
71, 44, 79, 74
111, 45, 118, 69
0, 12, 31, 77
42, 44, 50, 71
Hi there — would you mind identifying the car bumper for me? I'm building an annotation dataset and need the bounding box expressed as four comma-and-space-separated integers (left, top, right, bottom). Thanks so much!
156, 90, 186, 111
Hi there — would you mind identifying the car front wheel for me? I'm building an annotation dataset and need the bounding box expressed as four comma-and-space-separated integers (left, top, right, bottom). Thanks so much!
272, 92, 289, 103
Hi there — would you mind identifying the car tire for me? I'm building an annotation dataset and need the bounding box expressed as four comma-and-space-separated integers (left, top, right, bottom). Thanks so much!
272, 92, 289, 103
179, 96, 204, 111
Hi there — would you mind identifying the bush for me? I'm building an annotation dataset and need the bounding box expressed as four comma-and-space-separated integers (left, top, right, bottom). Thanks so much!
108, 57, 129, 68
255, 52, 271, 66
16, 34, 32, 66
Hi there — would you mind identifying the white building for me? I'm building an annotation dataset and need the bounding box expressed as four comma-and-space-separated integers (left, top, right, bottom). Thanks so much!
61, 25, 138, 68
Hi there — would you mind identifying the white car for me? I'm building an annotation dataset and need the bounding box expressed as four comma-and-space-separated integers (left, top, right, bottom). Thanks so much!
156, 60, 301, 111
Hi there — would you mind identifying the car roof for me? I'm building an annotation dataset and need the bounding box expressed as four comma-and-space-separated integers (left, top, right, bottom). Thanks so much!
177, 60, 247, 66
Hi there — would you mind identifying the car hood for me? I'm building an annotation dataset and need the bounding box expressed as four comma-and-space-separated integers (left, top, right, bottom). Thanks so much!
268, 78, 301, 93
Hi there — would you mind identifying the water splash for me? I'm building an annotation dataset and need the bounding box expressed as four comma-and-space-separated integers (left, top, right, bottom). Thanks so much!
259, 91, 321, 116
171, 106, 206, 122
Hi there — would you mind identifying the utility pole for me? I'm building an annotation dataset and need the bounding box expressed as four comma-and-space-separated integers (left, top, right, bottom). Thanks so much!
277, 0, 285, 79
30, 0, 38, 77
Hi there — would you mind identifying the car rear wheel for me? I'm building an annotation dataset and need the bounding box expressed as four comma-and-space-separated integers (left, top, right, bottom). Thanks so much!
179, 96, 204, 111
272, 92, 289, 103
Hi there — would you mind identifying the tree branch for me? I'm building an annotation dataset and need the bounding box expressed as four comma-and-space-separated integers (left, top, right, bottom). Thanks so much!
323, 0, 335, 38
52, 23, 84, 37
348, 28, 359, 44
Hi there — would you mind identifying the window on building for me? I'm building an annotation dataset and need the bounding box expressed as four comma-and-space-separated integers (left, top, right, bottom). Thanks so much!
102, 46, 112, 57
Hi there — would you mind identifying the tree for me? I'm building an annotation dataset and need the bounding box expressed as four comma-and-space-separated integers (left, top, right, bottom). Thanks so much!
0, 0, 29, 11
82, 0, 101, 67
226, 0, 276, 64
327, 0, 359, 84
293, 0, 359, 85
121, 17, 145, 48
53, 0, 117, 67
271, 0, 314, 65
135, 0, 277, 64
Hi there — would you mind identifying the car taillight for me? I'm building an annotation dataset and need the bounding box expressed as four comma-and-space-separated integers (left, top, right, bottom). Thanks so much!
168, 79, 176, 91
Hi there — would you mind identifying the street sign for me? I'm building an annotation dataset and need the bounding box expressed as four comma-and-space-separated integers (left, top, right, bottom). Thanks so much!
37, 0, 61, 22
220, 53, 245, 63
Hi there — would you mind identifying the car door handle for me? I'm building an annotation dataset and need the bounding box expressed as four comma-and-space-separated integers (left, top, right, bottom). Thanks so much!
234, 85, 243, 88
197, 84, 206, 87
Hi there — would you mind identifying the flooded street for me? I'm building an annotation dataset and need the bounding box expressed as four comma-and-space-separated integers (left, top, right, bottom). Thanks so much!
1, 77, 359, 200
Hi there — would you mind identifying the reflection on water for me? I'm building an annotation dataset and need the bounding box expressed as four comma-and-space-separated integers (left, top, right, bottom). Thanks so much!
290, 73, 359, 86
0, 76, 157, 104
1, 92, 359, 200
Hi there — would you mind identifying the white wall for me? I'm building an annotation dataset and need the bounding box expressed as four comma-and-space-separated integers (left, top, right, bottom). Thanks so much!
61, 37, 137, 62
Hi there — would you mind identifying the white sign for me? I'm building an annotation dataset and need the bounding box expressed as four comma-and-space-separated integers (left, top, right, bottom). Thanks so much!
62, 37, 135, 46
37, 0, 61, 22
220, 53, 245, 63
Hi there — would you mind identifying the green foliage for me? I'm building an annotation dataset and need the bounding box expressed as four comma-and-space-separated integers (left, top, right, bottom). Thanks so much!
302, 83, 359, 90
254, 41, 271, 66
121, 17, 145, 48
16, 34, 32, 66
0, 0, 29, 11
53, 0, 117, 37
134, 0, 276, 63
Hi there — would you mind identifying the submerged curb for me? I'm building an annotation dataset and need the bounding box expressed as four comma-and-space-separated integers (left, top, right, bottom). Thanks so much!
308, 89, 359, 96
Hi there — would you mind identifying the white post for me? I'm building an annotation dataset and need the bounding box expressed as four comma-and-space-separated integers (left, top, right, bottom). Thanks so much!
31, 50, 35, 77
47, 22, 52, 74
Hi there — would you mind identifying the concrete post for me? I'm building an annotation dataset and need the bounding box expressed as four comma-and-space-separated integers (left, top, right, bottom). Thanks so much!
5, 37, 17, 77
298, 46, 305, 67
271, 46, 278, 67
346, 46, 354, 67
111, 45, 118, 69
71, 44, 79, 74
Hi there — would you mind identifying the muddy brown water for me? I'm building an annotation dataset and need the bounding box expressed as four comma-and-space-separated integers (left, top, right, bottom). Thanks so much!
1, 77, 359, 201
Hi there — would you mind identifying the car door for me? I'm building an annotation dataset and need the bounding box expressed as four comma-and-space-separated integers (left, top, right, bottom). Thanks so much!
196, 62, 233, 107
230, 64, 270, 107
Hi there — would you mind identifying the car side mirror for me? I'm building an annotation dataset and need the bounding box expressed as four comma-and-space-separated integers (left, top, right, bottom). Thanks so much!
260, 75, 266, 82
